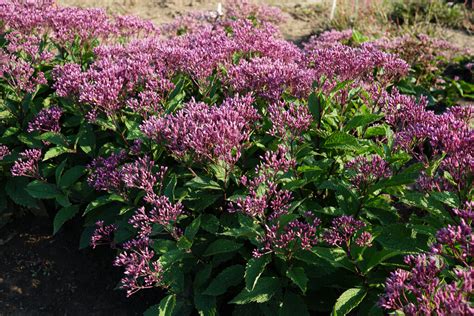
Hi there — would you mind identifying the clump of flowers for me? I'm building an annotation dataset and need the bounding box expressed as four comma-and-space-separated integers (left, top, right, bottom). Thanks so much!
27, 106, 63, 133
87, 151, 127, 193
231, 145, 295, 220
113, 237, 163, 297
0, 145, 10, 160
141, 95, 259, 166
268, 101, 312, 141
253, 216, 321, 258
323, 215, 373, 248
129, 195, 184, 240
10, 148, 42, 178
380, 200, 473, 315
345, 155, 392, 190
90, 221, 117, 249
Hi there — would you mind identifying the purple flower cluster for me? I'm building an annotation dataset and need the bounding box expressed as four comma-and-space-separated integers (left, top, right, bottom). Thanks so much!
383, 90, 473, 193
141, 95, 259, 166
253, 217, 321, 258
323, 216, 373, 248
232, 145, 295, 220
1, 1, 159, 46
380, 252, 473, 315
226, 56, 313, 101
345, 155, 392, 190
303, 29, 353, 50
27, 106, 63, 133
0, 145, 10, 160
121, 156, 160, 193
0, 52, 47, 93
113, 237, 163, 297
90, 221, 117, 249
381, 201, 473, 315
11, 148, 42, 178
304, 42, 409, 88
129, 195, 184, 240
87, 151, 127, 192
267, 100, 313, 141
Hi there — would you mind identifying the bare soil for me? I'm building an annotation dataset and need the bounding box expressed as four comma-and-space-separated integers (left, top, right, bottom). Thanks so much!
0, 216, 160, 315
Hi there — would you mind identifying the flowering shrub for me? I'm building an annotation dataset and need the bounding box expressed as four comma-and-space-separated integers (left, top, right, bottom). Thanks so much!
0, 1, 473, 315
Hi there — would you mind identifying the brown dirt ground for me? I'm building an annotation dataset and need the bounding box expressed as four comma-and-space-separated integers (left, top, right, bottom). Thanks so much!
0, 216, 161, 315
58, 0, 474, 49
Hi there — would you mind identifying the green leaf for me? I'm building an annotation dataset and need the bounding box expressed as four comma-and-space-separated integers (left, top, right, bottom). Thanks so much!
185, 216, 201, 241
286, 266, 308, 294
344, 114, 383, 131
185, 176, 222, 191
230, 277, 280, 304
5, 177, 39, 209
58, 165, 86, 189
55, 159, 67, 184
323, 132, 359, 150
376, 224, 428, 253
308, 92, 322, 125
332, 288, 367, 316
83, 194, 125, 215
43, 146, 73, 161
26, 180, 61, 199
203, 239, 242, 256
280, 291, 310, 316
201, 214, 220, 233
144, 294, 177, 316
37, 132, 68, 146
77, 124, 96, 155
53, 205, 80, 234
164, 174, 177, 201
245, 254, 271, 291
312, 247, 354, 271
203, 265, 244, 296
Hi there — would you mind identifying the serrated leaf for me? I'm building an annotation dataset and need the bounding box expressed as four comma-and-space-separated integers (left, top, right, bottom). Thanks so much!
203, 265, 244, 296
164, 174, 177, 201
230, 277, 280, 304
37, 132, 68, 146
286, 266, 308, 294
77, 124, 96, 155
344, 114, 383, 131
203, 239, 242, 256
5, 177, 39, 209
280, 291, 310, 316
53, 205, 80, 234
43, 146, 73, 161
308, 92, 322, 125
185, 176, 222, 191
55, 159, 67, 184
245, 255, 271, 291
26, 180, 61, 199
144, 294, 176, 316
332, 288, 367, 316
83, 194, 125, 215
324, 132, 359, 150
58, 165, 86, 189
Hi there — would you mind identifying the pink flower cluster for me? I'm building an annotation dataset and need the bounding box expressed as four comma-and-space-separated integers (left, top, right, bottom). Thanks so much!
380, 205, 474, 315
345, 155, 392, 190
87, 151, 127, 193
1, 1, 159, 46
253, 217, 321, 258
11, 148, 42, 178
323, 215, 373, 248
268, 101, 313, 141
383, 90, 473, 193
141, 95, 259, 166
27, 106, 63, 133
113, 237, 163, 297
232, 145, 295, 220
0, 145, 11, 160
90, 220, 117, 249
